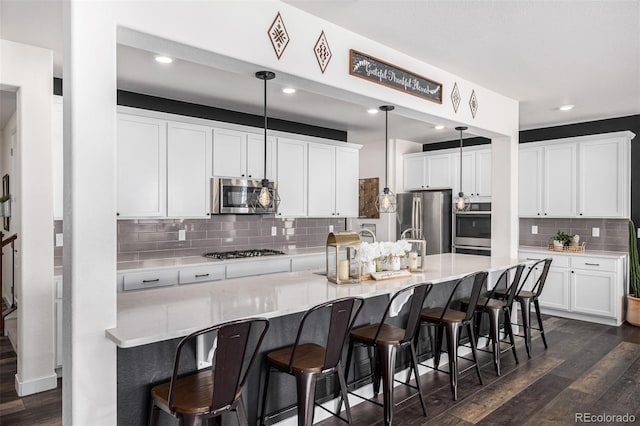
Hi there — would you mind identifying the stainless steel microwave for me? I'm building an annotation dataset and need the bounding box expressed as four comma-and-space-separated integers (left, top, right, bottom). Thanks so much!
211, 177, 277, 214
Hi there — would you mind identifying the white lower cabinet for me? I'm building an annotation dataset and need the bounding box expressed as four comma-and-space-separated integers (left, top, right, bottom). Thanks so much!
519, 250, 625, 325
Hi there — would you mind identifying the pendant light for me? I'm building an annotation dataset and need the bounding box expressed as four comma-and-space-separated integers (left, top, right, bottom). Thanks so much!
251, 71, 280, 211
375, 105, 397, 213
454, 126, 470, 212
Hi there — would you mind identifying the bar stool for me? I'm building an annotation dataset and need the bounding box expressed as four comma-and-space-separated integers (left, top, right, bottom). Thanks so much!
418, 271, 487, 401
466, 264, 525, 376
149, 317, 269, 426
260, 297, 364, 426
343, 283, 433, 426
495, 258, 552, 358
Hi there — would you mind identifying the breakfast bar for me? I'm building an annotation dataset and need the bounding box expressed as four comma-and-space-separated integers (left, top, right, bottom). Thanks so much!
108, 253, 522, 425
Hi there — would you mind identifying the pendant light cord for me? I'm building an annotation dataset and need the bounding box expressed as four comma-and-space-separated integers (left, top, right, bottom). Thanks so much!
263, 77, 267, 181
384, 109, 389, 188
459, 130, 463, 192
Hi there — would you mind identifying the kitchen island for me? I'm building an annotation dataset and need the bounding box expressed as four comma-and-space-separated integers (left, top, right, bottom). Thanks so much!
109, 253, 522, 426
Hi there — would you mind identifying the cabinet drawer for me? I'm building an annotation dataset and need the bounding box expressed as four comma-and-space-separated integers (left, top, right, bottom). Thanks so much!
291, 255, 325, 272
226, 258, 291, 279
179, 265, 226, 285
571, 256, 617, 272
519, 252, 569, 268
123, 270, 178, 291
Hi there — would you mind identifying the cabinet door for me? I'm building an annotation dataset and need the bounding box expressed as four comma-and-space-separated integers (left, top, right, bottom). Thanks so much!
571, 269, 616, 317
335, 146, 359, 217
52, 96, 63, 220
519, 147, 543, 217
475, 149, 492, 197
307, 144, 335, 217
117, 115, 167, 217
403, 156, 425, 190
213, 128, 246, 177
543, 144, 576, 217
246, 133, 266, 179
167, 122, 212, 218
276, 138, 308, 217
426, 153, 453, 189
452, 151, 475, 195
578, 138, 627, 218
538, 267, 570, 311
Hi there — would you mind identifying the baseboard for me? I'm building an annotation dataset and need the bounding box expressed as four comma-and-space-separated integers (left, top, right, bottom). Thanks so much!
15, 372, 58, 396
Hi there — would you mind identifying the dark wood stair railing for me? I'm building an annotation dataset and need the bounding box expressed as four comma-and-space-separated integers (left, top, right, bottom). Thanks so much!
1, 231, 18, 336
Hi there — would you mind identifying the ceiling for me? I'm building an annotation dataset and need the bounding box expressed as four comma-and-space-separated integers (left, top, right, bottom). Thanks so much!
1, 1, 639, 143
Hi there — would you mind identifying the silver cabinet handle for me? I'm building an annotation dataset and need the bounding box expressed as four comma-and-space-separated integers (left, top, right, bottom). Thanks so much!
195, 273, 210, 278
585, 262, 600, 266
526, 258, 541, 261
142, 278, 160, 283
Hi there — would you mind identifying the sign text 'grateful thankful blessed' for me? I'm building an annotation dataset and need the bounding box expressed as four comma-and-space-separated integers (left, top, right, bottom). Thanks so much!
349, 49, 442, 104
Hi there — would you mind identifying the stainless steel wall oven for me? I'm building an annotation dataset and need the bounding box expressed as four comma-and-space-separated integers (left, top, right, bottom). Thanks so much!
452, 202, 491, 255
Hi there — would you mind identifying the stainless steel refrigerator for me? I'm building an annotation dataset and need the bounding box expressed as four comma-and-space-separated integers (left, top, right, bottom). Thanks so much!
396, 190, 452, 255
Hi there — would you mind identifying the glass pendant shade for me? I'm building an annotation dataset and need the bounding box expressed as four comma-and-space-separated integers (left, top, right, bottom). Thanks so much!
376, 187, 397, 213
250, 178, 280, 210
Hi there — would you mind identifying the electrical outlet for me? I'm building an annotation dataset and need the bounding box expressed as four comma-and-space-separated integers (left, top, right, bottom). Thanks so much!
55, 233, 63, 247
592, 227, 600, 237
531, 225, 538, 235
178, 229, 186, 241
329, 225, 334, 233
637, 228, 640, 238
271, 226, 277, 236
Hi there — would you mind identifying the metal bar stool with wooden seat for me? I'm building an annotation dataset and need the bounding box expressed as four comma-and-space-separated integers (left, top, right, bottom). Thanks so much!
342, 282, 433, 426
149, 317, 270, 426
260, 297, 364, 426
465, 264, 525, 376
495, 258, 552, 358
418, 271, 487, 401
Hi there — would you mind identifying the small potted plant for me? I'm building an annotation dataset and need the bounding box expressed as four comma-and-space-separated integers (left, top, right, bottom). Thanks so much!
552, 230, 572, 248
627, 221, 640, 326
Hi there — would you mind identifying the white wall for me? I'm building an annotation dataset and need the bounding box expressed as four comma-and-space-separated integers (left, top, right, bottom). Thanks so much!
61, 1, 519, 423
0, 39, 56, 396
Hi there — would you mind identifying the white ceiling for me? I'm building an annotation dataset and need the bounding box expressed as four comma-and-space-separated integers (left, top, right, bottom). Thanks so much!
1, 1, 639, 142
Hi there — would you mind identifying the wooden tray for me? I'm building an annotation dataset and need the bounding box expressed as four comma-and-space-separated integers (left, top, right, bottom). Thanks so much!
548, 243, 586, 253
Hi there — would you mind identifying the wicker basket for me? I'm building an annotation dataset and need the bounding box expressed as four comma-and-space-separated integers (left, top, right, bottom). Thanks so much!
548, 242, 586, 253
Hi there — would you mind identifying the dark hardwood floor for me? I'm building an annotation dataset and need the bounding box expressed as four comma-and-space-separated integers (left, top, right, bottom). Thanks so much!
1, 316, 640, 425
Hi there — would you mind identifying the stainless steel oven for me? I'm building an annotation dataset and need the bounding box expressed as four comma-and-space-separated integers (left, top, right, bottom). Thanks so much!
452, 203, 491, 254
211, 177, 277, 214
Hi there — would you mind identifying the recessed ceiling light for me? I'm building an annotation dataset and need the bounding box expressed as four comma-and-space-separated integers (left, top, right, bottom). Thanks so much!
367, 108, 379, 114
559, 104, 575, 111
434, 125, 445, 130
282, 87, 296, 94
154, 55, 173, 64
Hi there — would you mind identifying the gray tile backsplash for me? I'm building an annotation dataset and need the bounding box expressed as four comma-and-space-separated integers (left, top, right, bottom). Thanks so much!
519, 218, 629, 252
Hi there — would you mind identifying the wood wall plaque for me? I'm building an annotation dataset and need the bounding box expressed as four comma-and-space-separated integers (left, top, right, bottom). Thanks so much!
359, 177, 380, 219
349, 49, 442, 104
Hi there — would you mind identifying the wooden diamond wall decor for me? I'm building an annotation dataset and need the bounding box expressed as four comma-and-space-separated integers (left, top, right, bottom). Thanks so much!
268, 12, 290, 60
451, 82, 461, 113
314, 31, 332, 73
469, 89, 478, 118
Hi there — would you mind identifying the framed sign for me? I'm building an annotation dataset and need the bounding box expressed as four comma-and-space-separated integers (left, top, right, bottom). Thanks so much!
349, 49, 442, 104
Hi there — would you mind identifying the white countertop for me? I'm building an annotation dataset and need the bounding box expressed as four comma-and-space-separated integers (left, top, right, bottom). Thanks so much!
519, 245, 627, 259
106, 253, 521, 348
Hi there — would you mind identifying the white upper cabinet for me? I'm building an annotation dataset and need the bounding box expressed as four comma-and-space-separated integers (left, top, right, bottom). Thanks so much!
167, 122, 212, 218
403, 152, 453, 191
334, 146, 359, 217
452, 148, 492, 199
52, 95, 63, 220
212, 128, 245, 178
578, 137, 629, 218
117, 114, 167, 218
247, 133, 276, 181
276, 138, 308, 217
475, 150, 492, 197
518, 131, 633, 219
307, 144, 336, 217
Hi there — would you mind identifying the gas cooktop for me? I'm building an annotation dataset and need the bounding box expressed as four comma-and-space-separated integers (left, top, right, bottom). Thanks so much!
203, 249, 286, 260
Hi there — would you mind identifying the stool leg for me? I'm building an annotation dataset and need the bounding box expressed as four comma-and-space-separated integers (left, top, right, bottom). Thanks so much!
378, 344, 397, 426
296, 372, 317, 426
534, 299, 548, 349
433, 324, 444, 370
519, 297, 532, 358
343, 339, 355, 387
372, 348, 381, 397
504, 307, 519, 365
259, 366, 272, 426
178, 414, 199, 426
487, 309, 500, 376
336, 362, 352, 424
149, 399, 160, 426
208, 415, 221, 426
409, 343, 428, 417
445, 323, 460, 401
468, 322, 484, 386
235, 397, 248, 426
